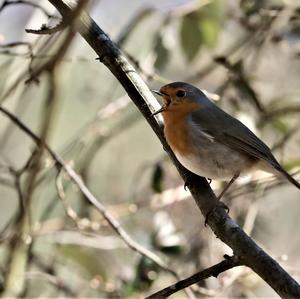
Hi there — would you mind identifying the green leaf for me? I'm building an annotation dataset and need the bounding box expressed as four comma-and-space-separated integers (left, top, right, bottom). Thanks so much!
180, 12, 203, 61
180, 0, 225, 61
199, 17, 219, 48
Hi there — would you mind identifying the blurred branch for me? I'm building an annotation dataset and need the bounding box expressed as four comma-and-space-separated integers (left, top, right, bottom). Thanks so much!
115, 6, 168, 83
125, 52, 169, 83
116, 7, 154, 46
227, 171, 300, 201
24, 1, 86, 83
146, 255, 241, 299
272, 122, 300, 152
185, 33, 253, 83
0, 42, 32, 54
29, 253, 77, 296
260, 105, 300, 125
25, 271, 74, 295
36, 230, 125, 250
0, 0, 55, 18
25, 0, 87, 36
214, 56, 266, 113
36, 1, 300, 298
0, 42, 37, 83
1, 72, 57, 298
5, 150, 41, 221
0, 40, 93, 64
25, 20, 66, 35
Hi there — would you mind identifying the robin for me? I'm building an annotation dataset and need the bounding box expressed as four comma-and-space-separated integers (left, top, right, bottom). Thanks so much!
152, 82, 300, 199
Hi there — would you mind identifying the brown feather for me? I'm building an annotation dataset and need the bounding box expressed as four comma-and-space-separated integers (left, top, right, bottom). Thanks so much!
163, 101, 200, 156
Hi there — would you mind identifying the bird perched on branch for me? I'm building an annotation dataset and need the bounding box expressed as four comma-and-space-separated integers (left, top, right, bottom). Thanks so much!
152, 82, 300, 199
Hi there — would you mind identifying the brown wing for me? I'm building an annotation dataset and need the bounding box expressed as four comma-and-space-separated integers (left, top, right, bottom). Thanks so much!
189, 106, 279, 167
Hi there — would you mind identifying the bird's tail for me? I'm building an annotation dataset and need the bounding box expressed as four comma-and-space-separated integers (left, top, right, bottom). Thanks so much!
275, 165, 300, 189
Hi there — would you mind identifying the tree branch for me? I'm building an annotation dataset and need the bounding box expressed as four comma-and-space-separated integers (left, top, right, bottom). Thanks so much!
146, 255, 241, 299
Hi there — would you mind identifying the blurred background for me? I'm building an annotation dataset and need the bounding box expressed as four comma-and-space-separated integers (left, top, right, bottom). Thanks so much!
0, 0, 300, 297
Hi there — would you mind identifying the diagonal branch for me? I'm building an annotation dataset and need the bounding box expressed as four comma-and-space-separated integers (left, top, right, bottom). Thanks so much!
146, 255, 241, 299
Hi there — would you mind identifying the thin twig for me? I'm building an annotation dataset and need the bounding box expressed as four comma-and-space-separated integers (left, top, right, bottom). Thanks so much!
261, 106, 300, 125
146, 256, 241, 299
30, 253, 76, 297
25, 20, 66, 35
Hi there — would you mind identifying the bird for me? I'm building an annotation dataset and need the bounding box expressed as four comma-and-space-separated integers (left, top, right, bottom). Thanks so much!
152, 81, 300, 199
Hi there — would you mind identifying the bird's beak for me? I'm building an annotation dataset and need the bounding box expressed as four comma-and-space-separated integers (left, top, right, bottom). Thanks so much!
151, 89, 164, 97
151, 89, 169, 116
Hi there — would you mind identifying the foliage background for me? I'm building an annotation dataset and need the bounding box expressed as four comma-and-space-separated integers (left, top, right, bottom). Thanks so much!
0, 0, 300, 297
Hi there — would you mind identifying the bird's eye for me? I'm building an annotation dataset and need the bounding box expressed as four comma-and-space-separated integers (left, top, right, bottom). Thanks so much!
176, 90, 186, 98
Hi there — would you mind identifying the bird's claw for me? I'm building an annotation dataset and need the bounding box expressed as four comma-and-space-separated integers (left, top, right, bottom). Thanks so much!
184, 181, 189, 190
184, 174, 194, 190
184, 174, 208, 191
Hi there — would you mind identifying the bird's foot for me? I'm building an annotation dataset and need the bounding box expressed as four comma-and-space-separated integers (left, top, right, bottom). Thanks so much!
184, 181, 189, 191
184, 174, 211, 190
184, 172, 198, 190
205, 201, 230, 226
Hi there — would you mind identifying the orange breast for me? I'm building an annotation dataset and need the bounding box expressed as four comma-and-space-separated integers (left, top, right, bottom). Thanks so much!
162, 102, 200, 156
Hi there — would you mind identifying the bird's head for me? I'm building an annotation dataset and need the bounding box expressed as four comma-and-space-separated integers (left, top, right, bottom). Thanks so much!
152, 82, 211, 116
